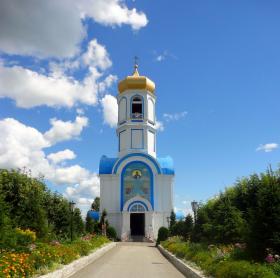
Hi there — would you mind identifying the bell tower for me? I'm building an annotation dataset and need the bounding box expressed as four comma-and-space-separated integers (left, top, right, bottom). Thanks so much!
99, 61, 174, 241
116, 62, 157, 158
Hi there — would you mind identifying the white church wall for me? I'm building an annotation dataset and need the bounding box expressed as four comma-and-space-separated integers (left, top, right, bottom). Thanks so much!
119, 129, 129, 152
154, 175, 174, 212
131, 129, 143, 149
100, 175, 120, 212
152, 212, 171, 239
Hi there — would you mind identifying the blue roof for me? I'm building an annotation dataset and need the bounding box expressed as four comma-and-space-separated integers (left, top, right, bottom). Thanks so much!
87, 210, 100, 221
99, 155, 118, 174
158, 156, 175, 175
99, 154, 174, 175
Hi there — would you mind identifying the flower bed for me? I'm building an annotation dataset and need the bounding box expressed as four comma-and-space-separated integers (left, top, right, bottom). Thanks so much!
0, 235, 110, 277
161, 237, 279, 278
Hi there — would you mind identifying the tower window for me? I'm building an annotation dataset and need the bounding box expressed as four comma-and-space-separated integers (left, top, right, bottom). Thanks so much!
131, 96, 143, 119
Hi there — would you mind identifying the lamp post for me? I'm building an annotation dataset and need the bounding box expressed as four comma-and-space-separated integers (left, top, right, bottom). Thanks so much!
191, 201, 199, 224
69, 201, 76, 242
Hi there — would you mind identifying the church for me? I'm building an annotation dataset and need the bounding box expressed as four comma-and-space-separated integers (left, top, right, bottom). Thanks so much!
99, 64, 174, 241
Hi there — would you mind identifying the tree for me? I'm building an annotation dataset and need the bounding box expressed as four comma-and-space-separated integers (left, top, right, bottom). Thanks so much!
85, 214, 95, 234
171, 221, 185, 237
0, 169, 48, 237
170, 210, 176, 230
91, 197, 100, 211
184, 214, 194, 241
73, 208, 85, 237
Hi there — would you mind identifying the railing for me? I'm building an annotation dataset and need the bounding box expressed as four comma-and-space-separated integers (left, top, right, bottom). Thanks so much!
131, 113, 143, 119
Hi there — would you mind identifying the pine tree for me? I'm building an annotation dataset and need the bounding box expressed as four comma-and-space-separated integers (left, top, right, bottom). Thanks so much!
169, 210, 176, 235
85, 214, 95, 234
184, 214, 194, 241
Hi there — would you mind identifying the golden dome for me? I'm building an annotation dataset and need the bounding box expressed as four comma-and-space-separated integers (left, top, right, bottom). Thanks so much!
118, 65, 155, 94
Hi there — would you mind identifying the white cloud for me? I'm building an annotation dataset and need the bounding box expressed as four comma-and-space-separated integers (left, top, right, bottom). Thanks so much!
78, 0, 148, 30
99, 74, 118, 94
0, 64, 99, 108
163, 111, 188, 122
0, 38, 116, 109
256, 143, 278, 153
0, 0, 148, 58
82, 39, 112, 70
0, 118, 50, 174
0, 117, 99, 215
156, 55, 165, 62
47, 149, 76, 164
0, 0, 84, 58
155, 120, 164, 132
44, 116, 88, 145
64, 174, 100, 216
154, 50, 177, 63
101, 94, 118, 128
174, 206, 193, 219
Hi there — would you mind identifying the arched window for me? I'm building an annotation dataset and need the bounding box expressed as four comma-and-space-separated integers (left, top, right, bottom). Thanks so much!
130, 203, 146, 212
131, 96, 143, 119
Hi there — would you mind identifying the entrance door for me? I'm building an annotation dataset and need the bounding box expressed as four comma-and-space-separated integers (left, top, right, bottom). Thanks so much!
130, 213, 145, 236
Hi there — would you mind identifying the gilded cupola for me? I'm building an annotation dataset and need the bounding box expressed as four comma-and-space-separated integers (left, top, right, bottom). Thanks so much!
118, 64, 155, 94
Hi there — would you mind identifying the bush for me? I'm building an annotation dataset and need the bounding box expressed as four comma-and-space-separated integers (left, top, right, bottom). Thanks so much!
268, 262, 280, 276
107, 226, 117, 241
162, 238, 278, 277
157, 227, 169, 246
15, 228, 36, 246
215, 260, 277, 278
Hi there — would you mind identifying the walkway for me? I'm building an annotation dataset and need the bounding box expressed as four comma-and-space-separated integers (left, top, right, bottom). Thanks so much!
70, 242, 184, 278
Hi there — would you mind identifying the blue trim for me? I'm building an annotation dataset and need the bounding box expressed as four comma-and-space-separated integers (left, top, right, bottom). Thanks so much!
130, 94, 144, 121
113, 152, 161, 174
100, 154, 174, 175
127, 201, 149, 211
121, 160, 154, 210
118, 97, 127, 124
131, 129, 144, 149
118, 130, 126, 152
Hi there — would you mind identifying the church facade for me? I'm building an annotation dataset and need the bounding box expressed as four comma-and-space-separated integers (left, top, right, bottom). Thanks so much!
99, 65, 174, 241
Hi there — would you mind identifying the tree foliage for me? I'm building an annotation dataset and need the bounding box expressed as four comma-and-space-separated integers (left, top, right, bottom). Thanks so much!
91, 197, 100, 211
192, 167, 280, 259
85, 214, 95, 234
170, 210, 176, 230
0, 169, 85, 247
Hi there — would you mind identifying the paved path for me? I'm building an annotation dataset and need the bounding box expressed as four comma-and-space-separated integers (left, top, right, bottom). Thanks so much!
70, 242, 184, 278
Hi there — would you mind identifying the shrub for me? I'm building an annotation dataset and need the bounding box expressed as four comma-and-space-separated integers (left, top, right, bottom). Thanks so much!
15, 228, 36, 246
215, 260, 277, 278
107, 226, 117, 241
157, 227, 169, 246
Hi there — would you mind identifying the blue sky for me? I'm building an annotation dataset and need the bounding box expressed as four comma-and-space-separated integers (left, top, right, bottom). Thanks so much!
0, 0, 279, 216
